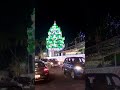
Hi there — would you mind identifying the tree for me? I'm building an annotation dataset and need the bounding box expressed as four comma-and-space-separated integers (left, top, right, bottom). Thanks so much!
46, 21, 65, 51
104, 13, 120, 39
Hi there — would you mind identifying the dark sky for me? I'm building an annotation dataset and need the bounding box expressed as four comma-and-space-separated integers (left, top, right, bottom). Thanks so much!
0, 8, 33, 42
0, 0, 34, 40
0, 1, 120, 44
36, 0, 120, 43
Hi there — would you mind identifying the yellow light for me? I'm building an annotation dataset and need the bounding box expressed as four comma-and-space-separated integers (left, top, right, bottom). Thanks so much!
35, 75, 40, 78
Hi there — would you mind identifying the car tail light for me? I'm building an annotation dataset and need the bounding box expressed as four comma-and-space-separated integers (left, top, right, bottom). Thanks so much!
44, 67, 49, 72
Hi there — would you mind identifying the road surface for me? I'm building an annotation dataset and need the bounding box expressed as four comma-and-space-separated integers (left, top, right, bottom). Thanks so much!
35, 67, 85, 90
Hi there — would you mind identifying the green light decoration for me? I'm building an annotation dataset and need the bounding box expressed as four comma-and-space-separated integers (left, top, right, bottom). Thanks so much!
27, 41, 35, 53
27, 28, 35, 54
46, 21, 65, 51
27, 28, 34, 40
27, 8, 35, 54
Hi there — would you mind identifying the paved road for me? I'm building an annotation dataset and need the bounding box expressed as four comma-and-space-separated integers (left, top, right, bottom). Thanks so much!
35, 67, 85, 90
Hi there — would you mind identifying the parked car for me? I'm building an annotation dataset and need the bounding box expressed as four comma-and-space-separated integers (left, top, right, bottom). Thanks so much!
62, 57, 85, 79
0, 81, 23, 90
35, 60, 49, 82
48, 59, 61, 67
40, 59, 48, 65
85, 73, 120, 90
13, 76, 32, 88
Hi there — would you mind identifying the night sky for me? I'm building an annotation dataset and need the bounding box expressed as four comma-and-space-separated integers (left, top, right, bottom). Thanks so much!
0, 1, 119, 43
0, 8, 33, 42
0, 0, 34, 39
36, 0, 120, 44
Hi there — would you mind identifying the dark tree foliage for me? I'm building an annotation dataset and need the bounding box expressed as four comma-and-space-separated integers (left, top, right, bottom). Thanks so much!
0, 8, 33, 70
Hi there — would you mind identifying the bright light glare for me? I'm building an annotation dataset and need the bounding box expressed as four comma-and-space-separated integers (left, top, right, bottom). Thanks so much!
35, 75, 40, 78
58, 62, 60, 65
43, 52, 46, 55
50, 62, 53, 65
74, 66, 82, 70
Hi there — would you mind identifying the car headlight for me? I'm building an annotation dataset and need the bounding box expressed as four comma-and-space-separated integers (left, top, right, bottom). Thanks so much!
35, 75, 40, 78
74, 66, 82, 70
58, 62, 60, 65
50, 62, 53, 65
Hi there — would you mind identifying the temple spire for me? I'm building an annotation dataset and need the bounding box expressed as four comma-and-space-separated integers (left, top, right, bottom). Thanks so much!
54, 20, 56, 25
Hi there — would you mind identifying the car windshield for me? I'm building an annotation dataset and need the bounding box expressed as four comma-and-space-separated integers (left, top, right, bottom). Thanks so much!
51, 59, 58, 62
71, 57, 84, 64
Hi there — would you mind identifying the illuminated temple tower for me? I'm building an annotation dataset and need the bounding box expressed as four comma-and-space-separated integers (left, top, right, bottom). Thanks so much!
46, 21, 65, 57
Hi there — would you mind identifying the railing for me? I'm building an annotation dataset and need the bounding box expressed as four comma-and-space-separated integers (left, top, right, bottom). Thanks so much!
86, 35, 120, 57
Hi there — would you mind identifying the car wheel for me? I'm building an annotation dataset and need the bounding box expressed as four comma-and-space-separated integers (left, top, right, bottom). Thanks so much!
71, 71, 76, 79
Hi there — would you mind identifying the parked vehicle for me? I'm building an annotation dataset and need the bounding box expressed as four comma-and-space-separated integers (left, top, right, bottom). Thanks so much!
40, 59, 48, 65
13, 76, 32, 88
0, 81, 23, 90
85, 36, 120, 90
35, 60, 49, 82
62, 57, 85, 79
48, 59, 61, 67
85, 73, 120, 90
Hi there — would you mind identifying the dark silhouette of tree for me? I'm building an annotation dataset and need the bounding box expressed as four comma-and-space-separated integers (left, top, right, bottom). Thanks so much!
0, 8, 32, 71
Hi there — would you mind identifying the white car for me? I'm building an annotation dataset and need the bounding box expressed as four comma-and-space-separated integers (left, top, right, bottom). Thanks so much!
40, 59, 48, 65
49, 59, 61, 67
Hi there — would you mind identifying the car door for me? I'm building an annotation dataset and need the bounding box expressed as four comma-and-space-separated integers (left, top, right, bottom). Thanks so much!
103, 74, 120, 90
67, 58, 74, 73
35, 62, 45, 75
65, 58, 72, 73
63, 58, 68, 71
110, 74, 120, 90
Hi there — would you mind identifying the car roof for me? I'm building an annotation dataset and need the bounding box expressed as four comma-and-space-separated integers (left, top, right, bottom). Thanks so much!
41, 58, 48, 60
35, 60, 44, 63
65, 57, 84, 59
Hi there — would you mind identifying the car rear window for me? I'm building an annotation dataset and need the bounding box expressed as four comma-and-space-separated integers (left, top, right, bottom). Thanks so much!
35, 62, 45, 67
41, 59, 47, 62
